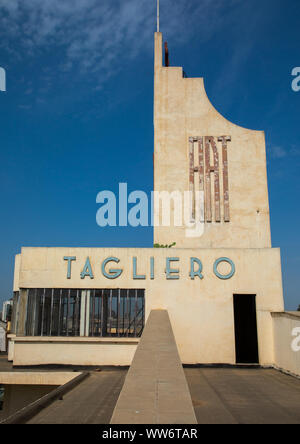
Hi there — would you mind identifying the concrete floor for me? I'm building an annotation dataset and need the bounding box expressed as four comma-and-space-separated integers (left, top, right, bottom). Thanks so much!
0, 354, 13, 372
2, 353, 300, 424
185, 367, 300, 424
27, 370, 127, 424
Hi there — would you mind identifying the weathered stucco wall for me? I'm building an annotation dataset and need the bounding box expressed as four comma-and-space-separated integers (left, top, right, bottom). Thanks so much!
12, 246, 284, 366
9, 34, 287, 370
11, 338, 138, 367
0, 372, 82, 385
272, 312, 300, 377
154, 33, 271, 249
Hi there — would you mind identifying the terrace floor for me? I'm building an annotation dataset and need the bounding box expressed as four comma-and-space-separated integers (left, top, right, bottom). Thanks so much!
185, 367, 300, 424
2, 354, 300, 424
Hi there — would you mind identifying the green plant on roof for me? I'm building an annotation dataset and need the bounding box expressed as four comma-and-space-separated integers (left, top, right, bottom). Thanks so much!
153, 242, 176, 248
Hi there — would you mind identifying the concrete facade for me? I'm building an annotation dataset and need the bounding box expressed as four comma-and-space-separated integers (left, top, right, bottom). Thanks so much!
1, 300, 13, 322
0, 372, 82, 386
10, 245, 284, 366
153, 33, 271, 249
8, 32, 294, 373
0, 323, 5, 352
272, 312, 300, 376
11, 336, 139, 367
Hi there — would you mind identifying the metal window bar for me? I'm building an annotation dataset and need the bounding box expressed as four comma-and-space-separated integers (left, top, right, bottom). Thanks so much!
62, 291, 67, 336
32, 289, 38, 336
66, 289, 70, 337
123, 306, 144, 337
134, 290, 138, 337
49, 289, 54, 336
58, 289, 62, 336
24, 288, 144, 338
76, 290, 80, 336
117, 289, 120, 337
91, 289, 95, 337
100, 290, 104, 336
108, 290, 112, 336
122, 291, 126, 335
71, 292, 75, 335
25, 290, 32, 336
40, 289, 46, 337
126, 289, 129, 337
129, 290, 132, 336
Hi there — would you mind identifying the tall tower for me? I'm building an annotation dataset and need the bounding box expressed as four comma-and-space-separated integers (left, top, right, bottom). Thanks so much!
153, 32, 271, 249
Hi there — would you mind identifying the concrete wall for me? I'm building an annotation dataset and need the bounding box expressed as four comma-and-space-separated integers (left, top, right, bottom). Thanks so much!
13, 254, 21, 292
9, 34, 286, 369
272, 312, 300, 377
0, 384, 58, 422
10, 337, 138, 367
154, 33, 271, 249
12, 246, 284, 366
0, 372, 82, 385
0, 326, 6, 352
7, 335, 15, 361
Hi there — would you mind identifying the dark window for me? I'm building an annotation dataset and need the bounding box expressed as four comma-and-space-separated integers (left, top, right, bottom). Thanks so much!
89, 289, 145, 337
0, 386, 4, 411
233, 294, 259, 364
25, 289, 81, 337
25, 289, 145, 338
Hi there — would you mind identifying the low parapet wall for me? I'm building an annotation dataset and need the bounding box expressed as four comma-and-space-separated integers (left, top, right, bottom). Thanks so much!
1, 372, 89, 424
8, 337, 139, 367
0, 372, 82, 386
272, 312, 300, 377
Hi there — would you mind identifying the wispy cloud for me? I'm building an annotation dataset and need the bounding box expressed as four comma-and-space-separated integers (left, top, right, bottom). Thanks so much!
270, 144, 300, 159
271, 145, 287, 159
0, 0, 236, 86
211, 0, 277, 105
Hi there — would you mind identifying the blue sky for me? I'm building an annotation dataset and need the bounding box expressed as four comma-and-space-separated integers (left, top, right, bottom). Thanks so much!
0, 0, 299, 310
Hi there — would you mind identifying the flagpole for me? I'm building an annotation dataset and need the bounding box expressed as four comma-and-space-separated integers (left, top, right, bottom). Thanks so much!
157, 0, 160, 32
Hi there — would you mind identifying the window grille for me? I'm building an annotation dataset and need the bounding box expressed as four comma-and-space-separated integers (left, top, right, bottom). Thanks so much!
24, 289, 145, 338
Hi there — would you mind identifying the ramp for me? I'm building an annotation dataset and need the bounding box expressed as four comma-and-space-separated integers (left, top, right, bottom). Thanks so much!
111, 310, 197, 424
26, 370, 126, 424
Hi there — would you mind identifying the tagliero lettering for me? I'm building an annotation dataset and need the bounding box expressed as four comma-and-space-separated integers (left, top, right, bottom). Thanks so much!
63, 256, 236, 281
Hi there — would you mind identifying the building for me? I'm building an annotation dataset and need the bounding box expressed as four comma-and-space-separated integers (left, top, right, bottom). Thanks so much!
7, 32, 299, 376
1, 300, 12, 323
0, 320, 6, 353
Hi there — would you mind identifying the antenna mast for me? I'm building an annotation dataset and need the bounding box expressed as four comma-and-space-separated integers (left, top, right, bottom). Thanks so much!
157, 0, 160, 32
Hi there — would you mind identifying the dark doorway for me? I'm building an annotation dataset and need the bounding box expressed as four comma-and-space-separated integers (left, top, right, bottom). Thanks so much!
233, 294, 259, 364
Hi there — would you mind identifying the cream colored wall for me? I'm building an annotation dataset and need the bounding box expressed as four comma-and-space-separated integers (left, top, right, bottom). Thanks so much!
13, 254, 20, 292
154, 33, 271, 249
0, 372, 82, 385
10, 35, 285, 368
0, 326, 5, 352
12, 339, 138, 367
13, 246, 284, 366
7, 336, 14, 361
272, 312, 300, 377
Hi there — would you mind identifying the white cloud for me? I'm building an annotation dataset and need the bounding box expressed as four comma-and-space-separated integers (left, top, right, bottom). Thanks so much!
270, 145, 300, 159
0, 0, 235, 84
271, 146, 287, 159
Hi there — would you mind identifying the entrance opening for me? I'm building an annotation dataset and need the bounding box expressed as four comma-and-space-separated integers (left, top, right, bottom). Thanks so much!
233, 294, 259, 364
